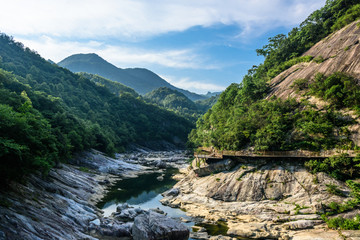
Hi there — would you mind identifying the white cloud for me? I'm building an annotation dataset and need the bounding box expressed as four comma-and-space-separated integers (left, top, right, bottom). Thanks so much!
162, 75, 226, 94
17, 36, 216, 69
1, 0, 326, 40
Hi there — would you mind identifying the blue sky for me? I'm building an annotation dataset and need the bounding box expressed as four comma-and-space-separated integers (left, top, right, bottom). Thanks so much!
0, 0, 326, 94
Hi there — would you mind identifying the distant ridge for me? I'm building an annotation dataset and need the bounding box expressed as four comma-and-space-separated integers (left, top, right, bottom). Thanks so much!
58, 53, 206, 101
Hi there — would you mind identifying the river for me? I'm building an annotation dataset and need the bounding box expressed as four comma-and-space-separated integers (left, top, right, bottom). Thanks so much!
95, 150, 232, 239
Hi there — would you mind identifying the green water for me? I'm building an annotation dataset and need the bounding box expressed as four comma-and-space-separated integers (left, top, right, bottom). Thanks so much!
195, 221, 229, 236
97, 168, 178, 210
96, 168, 194, 225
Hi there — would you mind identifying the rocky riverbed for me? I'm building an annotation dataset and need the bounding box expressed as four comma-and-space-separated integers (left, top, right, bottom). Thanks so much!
2, 148, 359, 240
161, 157, 360, 240
0, 149, 191, 240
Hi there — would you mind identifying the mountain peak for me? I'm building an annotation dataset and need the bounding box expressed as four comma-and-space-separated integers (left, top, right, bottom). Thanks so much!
59, 53, 112, 66
58, 54, 207, 101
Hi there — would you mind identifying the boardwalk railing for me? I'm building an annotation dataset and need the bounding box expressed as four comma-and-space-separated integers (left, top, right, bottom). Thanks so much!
195, 147, 359, 160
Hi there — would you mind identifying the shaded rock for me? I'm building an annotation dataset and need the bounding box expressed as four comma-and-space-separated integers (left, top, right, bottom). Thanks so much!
132, 211, 189, 240
283, 220, 323, 230
180, 217, 191, 223
155, 160, 167, 169
292, 229, 343, 240
112, 207, 144, 222
190, 231, 209, 239
342, 230, 360, 239
98, 179, 110, 185
116, 203, 130, 212
209, 236, 237, 240
162, 188, 180, 197
193, 159, 236, 177
91, 219, 132, 238
89, 218, 100, 227
150, 207, 165, 215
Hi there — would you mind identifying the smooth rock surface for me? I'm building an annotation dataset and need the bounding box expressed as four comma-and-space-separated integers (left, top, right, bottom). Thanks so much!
132, 211, 189, 240
0, 149, 191, 240
162, 157, 356, 239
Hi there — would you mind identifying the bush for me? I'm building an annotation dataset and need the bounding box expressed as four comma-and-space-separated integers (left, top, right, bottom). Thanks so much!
291, 78, 309, 92
309, 72, 360, 110
267, 56, 313, 79
326, 215, 360, 230
326, 184, 346, 197
313, 56, 325, 63
305, 154, 360, 180
331, 4, 360, 32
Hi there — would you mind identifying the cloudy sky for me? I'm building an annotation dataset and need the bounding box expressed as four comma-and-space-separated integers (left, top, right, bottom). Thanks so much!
0, 0, 326, 94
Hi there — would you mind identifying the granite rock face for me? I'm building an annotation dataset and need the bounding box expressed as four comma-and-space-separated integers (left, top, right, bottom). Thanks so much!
0, 162, 107, 240
161, 157, 358, 239
267, 20, 360, 146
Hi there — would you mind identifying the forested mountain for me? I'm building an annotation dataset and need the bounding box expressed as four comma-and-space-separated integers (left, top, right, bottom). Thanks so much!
144, 87, 198, 122
145, 87, 197, 110
144, 87, 219, 123
194, 95, 220, 112
0, 34, 193, 185
78, 72, 138, 98
58, 53, 206, 101
203, 91, 222, 98
190, 0, 360, 151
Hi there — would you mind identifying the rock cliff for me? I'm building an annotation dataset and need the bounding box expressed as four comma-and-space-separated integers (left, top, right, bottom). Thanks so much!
268, 20, 360, 100
162, 158, 359, 239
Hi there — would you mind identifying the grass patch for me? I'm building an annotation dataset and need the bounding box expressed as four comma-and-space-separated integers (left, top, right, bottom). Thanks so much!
79, 166, 91, 173
322, 180, 360, 229
267, 55, 313, 79
326, 184, 346, 197
313, 176, 319, 184
325, 215, 360, 230
294, 203, 309, 215
313, 56, 325, 63
291, 78, 309, 92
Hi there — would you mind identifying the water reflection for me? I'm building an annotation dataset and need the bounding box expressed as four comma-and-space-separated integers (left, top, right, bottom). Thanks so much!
97, 168, 192, 227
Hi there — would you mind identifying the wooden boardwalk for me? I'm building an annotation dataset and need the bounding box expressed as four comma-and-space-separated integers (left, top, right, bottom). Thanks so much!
195, 147, 359, 160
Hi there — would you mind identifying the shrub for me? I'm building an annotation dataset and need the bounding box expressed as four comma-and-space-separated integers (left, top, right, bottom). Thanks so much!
313, 56, 325, 63
291, 78, 309, 92
309, 72, 360, 110
331, 4, 360, 32
305, 154, 360, 180
267, 56, 313, 79
326, 215, 360, 230
326, 184, 346, 197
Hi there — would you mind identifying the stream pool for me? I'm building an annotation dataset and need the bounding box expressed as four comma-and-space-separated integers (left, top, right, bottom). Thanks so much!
96, 162, 232, 239
96, 168, 194, 229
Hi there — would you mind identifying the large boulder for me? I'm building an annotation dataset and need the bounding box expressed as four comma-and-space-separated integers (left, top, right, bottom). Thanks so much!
162, 188, 180, 197
132, 211, 189, 240
112, 203, 145, 222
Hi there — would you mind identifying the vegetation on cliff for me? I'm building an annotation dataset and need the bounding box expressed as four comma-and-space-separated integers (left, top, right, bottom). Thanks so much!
189, 0, 360, 231
189, 0, 360, 152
